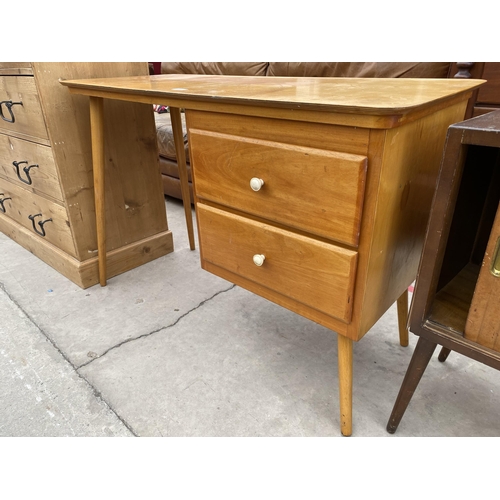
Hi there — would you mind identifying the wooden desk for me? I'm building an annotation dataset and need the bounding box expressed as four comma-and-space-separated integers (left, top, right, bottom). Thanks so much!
60, 75, 483, 435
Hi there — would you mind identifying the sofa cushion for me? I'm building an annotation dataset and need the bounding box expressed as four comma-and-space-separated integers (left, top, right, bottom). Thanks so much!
161, 62, 269, 76
266, 62, 451, 79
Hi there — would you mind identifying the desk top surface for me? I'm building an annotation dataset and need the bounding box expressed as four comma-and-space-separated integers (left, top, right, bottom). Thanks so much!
61, 74, 484, 116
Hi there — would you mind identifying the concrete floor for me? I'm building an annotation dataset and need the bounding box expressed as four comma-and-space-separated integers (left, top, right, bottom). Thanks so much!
1, 197, 499, 437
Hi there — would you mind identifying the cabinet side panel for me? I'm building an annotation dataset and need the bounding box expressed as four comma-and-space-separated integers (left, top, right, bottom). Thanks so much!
32, 63, 168, 261
358, 100, 468, 338
465, 191, 500, 350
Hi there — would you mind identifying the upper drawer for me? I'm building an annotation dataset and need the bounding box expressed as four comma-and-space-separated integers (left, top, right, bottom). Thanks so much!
0, 63, 33, 76
0, 134, 63, 201
190, 130, 367, 246
0, 76, 49, 143
197, 203, 358, 323
0, 177, 75, 256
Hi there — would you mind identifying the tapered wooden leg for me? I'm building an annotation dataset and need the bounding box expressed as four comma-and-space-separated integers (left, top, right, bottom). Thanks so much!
397, 289, 409, 347
89, 97, 107, 286
338, 334, 353, 436
386, 336, 437, 434
170, 107, 195, 251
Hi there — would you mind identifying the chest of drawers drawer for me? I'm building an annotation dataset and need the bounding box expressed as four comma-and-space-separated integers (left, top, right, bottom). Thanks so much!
0, 178, 75, 255
0, 75, 49, 143
0, 133, 62, 200
198, 203, 358, 322
190, 129, 367, 246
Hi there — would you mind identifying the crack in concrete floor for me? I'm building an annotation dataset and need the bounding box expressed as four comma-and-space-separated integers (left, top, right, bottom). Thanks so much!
1, 279, 237, 436
76, 284, 236, 370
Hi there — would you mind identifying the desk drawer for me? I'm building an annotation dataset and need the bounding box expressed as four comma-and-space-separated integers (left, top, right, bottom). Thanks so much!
0, 76, 49, 142
0, 134, 62, 201
0, 179, 75, 255
190, 130, 367, 246
198, 203, 358, 322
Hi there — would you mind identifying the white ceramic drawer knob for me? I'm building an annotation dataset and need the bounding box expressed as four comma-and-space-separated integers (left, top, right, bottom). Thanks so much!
250, 177, 264, 191
253, 254, 266, 266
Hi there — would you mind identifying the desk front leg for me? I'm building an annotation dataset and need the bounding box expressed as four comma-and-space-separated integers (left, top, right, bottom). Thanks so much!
89, 96, 107, 286
338, 334, 353, 436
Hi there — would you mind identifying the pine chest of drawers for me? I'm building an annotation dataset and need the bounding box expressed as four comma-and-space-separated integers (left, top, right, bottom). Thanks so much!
0, 63, 172, 288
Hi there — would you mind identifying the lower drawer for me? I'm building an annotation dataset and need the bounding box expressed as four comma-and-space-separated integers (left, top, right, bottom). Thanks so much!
197, 203, 358, 322
0, 178, 75, 256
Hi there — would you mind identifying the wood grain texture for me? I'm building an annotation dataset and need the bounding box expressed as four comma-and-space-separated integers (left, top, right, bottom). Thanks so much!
197, 203, 358, 322
0, 134, 63, 201
0, 63, 32, 76
186, 110, 370, 156
62, 75, 484, 129
190, 129, 367, 246
429, 263, 479, 333
89, 96, 106, 285
465, 206, 500, 350
33, 63, 169, 261
354, 101, 469, 339
60, 75, 482, 115
0, 177, 75, 255
0, 75, 49, 143
338, 334, 353, 436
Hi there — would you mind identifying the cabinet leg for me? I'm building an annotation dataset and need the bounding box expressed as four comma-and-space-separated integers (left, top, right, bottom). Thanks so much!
438, 347, 452, 362
397, 288, 409, 347
338, 334, 353, 436
89, 97, 107, 286
170, 107, 196, 251
386, 336, 437, 433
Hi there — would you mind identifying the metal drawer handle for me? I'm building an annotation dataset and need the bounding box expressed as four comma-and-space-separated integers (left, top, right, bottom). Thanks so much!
253, 254, 266, 266
13, 161, 39, 185
28, 213, 53, 237
491, 237, 500, 278
250, 177, 264, 192
0, 193, 12, 213
0, 100, 23, 123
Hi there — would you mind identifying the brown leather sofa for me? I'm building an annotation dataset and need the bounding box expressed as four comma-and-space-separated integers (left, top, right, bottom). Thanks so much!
154, 62, 467, 203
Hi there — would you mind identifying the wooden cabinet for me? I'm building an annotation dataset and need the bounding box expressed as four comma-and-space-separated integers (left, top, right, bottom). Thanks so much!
0, 63, 172, 288
187, 97, 477, 342
409, 110, 500, 363
387, 110, 500, 434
